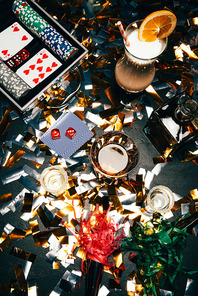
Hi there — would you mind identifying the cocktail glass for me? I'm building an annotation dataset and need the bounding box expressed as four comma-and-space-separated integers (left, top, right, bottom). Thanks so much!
115, 20, 167, 93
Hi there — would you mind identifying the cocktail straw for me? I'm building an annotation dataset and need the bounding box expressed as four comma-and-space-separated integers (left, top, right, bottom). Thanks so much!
116, 21, 130, 47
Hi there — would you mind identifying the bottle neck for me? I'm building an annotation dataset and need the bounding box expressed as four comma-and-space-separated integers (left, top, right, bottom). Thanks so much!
173, 98, 198, 125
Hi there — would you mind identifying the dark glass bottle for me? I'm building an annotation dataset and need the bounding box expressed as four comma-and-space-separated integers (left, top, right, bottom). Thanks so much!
143, 92, 198, 159
85, 259, 104, 296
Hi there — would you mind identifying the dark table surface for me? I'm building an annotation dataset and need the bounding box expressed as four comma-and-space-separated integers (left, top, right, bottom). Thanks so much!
0, 0, 198, 296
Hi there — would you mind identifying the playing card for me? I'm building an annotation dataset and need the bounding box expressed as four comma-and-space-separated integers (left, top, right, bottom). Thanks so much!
0, 22, 33, 61
40, 112, 94, 160
16, 48, 62, 88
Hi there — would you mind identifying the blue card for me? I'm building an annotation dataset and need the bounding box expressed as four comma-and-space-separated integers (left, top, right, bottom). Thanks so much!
40, 112, 94, 159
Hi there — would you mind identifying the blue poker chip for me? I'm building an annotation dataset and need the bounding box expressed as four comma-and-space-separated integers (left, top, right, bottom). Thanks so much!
40, 26, 77, 60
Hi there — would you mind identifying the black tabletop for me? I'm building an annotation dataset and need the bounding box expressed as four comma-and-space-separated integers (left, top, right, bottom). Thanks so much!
0, 0, 198, 296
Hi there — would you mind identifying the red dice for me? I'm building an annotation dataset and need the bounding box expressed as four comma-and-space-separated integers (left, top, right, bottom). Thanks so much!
51, 128, 61, 139
65, 127, 76, 139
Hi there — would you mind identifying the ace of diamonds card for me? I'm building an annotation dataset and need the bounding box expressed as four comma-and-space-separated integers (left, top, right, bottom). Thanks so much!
0, 22, 33, 61
16, 48, 62, 88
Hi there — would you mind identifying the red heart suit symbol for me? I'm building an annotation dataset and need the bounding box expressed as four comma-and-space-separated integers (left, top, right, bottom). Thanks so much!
46, 67, 52, 72
37, 66, 43, 72
23, 69, 30, 75
39, 73, 45, 79
42, 53, 48, 59
29, 65, 35, 70
52, 62, 58, 67
13, 26, 20, 32
22, 35, 28, 41
37, 58, 43, 64
2, 50, 8, 56
33, 78, 39, 84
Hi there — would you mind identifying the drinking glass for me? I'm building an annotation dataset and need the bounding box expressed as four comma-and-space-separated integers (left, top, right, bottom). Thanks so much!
90, 131, 139, 179
40, 166, 68, 195
115, 20, 167, 93
145, 185, 174, 214
173, 96, 198, 124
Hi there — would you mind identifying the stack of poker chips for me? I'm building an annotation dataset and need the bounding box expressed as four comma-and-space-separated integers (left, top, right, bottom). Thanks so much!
12, 0, 49, 37
0, 59, 31, 99
12, 0, 78, 61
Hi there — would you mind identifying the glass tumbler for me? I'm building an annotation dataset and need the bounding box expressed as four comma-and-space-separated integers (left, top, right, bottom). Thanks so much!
115, 20, 167, 93
90, 131, 139, 179
40, 166, 68, 195
145, 185, 174, 214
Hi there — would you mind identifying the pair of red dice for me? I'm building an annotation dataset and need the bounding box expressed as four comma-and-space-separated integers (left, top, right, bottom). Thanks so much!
51, 127, 76, 140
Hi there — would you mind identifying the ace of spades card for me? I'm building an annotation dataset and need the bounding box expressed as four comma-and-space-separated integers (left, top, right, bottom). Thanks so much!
16, 48, 62, 88
0, 22, 33, 61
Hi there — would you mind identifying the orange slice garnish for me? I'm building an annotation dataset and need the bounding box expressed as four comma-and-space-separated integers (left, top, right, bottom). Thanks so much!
138, 10, 177, 42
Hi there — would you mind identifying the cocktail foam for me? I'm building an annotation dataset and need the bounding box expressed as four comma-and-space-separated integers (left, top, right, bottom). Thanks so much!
126, 30, 166, 59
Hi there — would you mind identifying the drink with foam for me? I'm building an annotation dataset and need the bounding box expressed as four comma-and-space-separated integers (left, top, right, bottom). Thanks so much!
115, 20, 167, 93
98, 143, 129, 174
